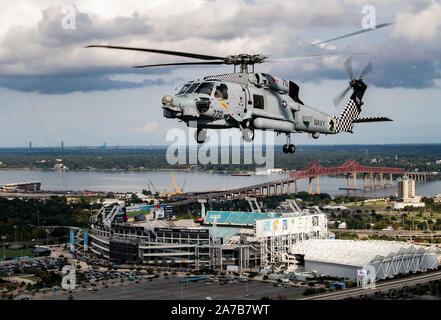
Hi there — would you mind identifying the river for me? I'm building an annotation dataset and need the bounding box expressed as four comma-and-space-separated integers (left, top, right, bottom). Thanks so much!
0, 169, 440, 197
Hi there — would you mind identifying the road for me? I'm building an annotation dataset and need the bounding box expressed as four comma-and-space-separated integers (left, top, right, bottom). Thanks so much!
38, 277, 306, 300
331, 229, 441, 238
301, 270, 441, 300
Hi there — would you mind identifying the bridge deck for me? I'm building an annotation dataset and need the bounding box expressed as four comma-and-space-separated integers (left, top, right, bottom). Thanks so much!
177, 160, 436, 201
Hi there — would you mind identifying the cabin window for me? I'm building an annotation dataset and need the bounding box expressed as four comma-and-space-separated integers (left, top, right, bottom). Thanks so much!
195, 82, 214, 96
214, 84, 229, 99
253, 94, 264, 109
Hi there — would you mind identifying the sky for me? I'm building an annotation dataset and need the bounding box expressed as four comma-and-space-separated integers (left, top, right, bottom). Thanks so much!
0, 0, 440, 147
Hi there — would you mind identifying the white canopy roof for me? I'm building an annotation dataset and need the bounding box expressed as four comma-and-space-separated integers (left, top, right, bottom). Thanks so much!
290, 239, 440, 267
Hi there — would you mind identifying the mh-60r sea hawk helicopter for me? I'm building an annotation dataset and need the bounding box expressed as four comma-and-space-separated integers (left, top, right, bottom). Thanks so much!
87, 24, 393, 154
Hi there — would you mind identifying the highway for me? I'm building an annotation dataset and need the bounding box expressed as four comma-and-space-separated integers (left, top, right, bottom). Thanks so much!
331, 229, 441, 238
301, 270, 441, 300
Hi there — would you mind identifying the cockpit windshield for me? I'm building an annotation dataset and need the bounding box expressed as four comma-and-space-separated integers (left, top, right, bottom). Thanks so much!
185, 82, 200, 94
177, 81, 214, 95
177, 82, 192, 94
194, 82, 214, 96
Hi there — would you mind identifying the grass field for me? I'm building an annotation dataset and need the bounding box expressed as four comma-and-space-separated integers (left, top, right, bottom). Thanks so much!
15, 274, 41, 283
0, 248, 34, 261
126, 210, 149, 218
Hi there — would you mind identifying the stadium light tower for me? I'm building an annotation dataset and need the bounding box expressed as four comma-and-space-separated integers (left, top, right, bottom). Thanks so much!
197, 199, 207, 219
13, 225, 17, 244
211, 215, 220, 238
45, 229, 50, 246
1, 236, 6, 261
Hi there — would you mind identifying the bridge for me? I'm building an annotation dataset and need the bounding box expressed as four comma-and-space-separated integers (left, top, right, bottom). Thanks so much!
181, 160, 436, 201
289, 160, 406, 194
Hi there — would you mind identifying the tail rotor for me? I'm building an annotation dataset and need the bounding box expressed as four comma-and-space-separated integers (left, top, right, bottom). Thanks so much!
359, 61, 373, 79
333, 58, 373, 107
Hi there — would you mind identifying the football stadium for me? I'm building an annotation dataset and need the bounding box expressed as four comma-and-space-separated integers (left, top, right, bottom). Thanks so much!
89, 199, 328, 270
87, 198, 440, 282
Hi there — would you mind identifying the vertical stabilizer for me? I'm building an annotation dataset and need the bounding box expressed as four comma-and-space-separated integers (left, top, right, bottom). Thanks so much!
334, 79, 367, 133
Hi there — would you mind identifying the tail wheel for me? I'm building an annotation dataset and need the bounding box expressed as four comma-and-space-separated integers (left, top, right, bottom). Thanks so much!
242, 128, 254, 142
195, 128, 207, 144
283, 145, 289, 154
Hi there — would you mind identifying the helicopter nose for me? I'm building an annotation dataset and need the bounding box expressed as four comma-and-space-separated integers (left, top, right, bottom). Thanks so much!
161, 94, 199, 118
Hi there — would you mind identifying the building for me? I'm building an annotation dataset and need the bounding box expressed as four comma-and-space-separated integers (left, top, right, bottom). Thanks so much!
101, 199, 126, 207
393, 176, 425, 209
89, 199, 327, 271
398, 176, 416, 200
0, 182, 41, 192
322, 205, 349, 212
87, 201, 441, 282
255, 208, 327, 269
32, 246, 51, 257
90, 218, 212, 268
434, 194, 441, 203
90, 204, 259, 269
290, 239, 440, 283
393, 201, 425, 210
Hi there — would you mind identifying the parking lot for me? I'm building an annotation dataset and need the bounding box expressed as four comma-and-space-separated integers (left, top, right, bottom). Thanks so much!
40, 276, 306, 300
81, 269, 147, 289
1, 258, 310, 300
0, 257, 60, 277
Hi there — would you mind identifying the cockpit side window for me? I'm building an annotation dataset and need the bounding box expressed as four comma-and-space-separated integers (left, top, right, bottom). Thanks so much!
214, 83, 228, 99
178, 82, 192, 94
195, 82, 214, 96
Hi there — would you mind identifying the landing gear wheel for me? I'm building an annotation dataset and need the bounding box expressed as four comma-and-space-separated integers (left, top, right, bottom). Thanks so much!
195, 128, 207, 144
242, 128, 254, 142
283, 144, 296, 154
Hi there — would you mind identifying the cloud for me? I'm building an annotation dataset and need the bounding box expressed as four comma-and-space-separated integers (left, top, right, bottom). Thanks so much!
393, 1, 441, 42
0, 0, 440, 93
0, 72, 167, 94
132, 121, 160, 133
37, 6, 152, 46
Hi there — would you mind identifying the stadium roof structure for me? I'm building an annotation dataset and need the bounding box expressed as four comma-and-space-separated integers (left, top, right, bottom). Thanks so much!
205, 211, 273, 226
210, 227, 243, 241
291, 239, 440, 274
134, 219, 199, 229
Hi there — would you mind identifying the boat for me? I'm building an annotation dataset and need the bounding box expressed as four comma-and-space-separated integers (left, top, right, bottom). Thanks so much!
231, 173, 251, 177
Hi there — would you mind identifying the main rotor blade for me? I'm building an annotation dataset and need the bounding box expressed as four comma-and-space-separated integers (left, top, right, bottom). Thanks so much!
133, 61, 225, 68
270, 51, 354, 62
312, 23, 394, 46
359, 61, 373, 78
333, 85, 351, 107
85, 45, 226, 61
344, 57, 354, 80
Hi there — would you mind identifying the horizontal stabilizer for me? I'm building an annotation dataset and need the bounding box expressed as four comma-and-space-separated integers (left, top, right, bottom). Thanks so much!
352, 117, 393, 123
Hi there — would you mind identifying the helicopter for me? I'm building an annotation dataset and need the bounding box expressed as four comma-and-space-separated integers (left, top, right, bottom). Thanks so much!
86, 24, 393, 154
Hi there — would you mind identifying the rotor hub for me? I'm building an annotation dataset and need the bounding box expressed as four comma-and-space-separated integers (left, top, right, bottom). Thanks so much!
224, 54, 267, 65
350, 78, 367, 90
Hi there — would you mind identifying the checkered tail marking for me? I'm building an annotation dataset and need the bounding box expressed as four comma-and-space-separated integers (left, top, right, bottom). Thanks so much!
334, 99, 361, 133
